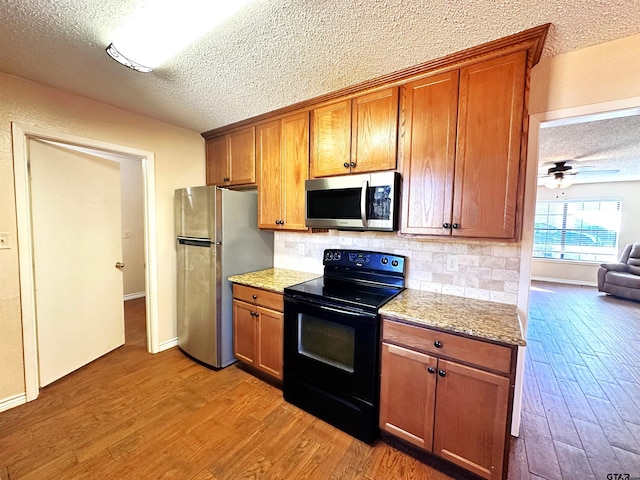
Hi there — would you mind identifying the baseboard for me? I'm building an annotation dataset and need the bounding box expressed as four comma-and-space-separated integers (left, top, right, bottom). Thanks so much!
158, 337, 178, 352
0, 393, 27, 413
123, 292, 146, 301
531, 276, 598, 287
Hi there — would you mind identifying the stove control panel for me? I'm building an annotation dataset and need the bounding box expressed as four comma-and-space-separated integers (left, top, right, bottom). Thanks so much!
323, 249, 405, 274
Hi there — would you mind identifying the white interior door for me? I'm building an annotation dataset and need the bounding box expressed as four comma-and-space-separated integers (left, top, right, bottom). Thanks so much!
29, 139, 125, 387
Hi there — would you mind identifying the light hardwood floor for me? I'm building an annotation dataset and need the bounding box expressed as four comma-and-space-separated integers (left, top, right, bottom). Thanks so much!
0, 299, 456, 480
508, 281, 640, 479
2, 284, 639, 479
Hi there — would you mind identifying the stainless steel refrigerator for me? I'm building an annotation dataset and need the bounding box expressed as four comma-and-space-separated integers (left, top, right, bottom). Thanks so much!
175, 186, 273, 368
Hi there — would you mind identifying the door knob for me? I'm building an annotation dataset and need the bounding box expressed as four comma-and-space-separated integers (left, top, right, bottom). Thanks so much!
115, 262, 125, 269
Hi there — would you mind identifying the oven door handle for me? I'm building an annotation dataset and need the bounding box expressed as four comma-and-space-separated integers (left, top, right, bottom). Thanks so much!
360, 180, 369, 228
319, 304, 366, 317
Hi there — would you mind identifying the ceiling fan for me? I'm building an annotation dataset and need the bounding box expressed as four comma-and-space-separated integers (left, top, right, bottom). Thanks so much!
538, 160, 619, 189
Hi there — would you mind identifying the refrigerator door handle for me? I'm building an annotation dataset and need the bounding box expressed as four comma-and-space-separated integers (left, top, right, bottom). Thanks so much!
178, 238, 212, 247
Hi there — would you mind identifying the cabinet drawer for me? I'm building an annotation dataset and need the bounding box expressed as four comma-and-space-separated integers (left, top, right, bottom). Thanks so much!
233, 284, 283, 312
382, 319, 512, 375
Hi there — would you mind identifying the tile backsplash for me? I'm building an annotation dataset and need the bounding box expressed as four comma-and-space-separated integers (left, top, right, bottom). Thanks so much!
274, 230, 522, 305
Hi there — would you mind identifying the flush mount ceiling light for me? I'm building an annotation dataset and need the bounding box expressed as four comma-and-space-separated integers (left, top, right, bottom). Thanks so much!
106, 0, 254, 72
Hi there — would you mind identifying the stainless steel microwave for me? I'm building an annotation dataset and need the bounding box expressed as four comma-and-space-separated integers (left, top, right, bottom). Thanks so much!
305, 171, 401, 231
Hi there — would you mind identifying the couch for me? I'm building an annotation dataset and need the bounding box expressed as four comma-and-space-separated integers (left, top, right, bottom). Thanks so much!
597, 243, 640, 301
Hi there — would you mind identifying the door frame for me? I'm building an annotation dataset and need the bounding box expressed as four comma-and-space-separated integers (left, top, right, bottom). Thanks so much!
511, 95, 640, 436
12, 122, 160, 401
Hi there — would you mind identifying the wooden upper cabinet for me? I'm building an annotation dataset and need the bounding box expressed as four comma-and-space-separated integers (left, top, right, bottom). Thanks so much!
352, 88, 399, 174
205, 136, 227, 186
205, 126, 256, 187
257, 112, 309, 230
400, 72, 459, 235
311, 87, 399, 178
311, 99, 351, 177
281, 112, 309, 230
256, 120, 282, 229
228, 127, 256, 186
400, 51, 527, 239
452, 51, 526, 238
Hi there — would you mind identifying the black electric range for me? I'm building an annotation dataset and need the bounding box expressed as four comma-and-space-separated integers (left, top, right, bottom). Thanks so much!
283, 249, 406, 443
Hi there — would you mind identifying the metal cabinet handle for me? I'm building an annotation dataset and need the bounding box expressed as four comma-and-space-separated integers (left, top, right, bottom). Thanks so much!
452, 223, 460, 229
438, 370, 446, 377
115, 262, 125, 269
443, 223, 451, 229
434, 340, 443, 348
252, 294, 258, 299
223, 177, 230, 182
427, 366, 435, 374
343, 162, 349, 168
350, 161, 356, 168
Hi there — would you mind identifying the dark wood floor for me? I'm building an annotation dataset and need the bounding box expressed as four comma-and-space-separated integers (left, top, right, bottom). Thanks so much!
2, 284, 639, 479
0, 299, 455, 480
508, 281, 640, 479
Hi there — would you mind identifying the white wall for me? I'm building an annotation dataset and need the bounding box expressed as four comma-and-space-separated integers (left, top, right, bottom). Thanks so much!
0, 72, 204, 402
531, 180, 640, 285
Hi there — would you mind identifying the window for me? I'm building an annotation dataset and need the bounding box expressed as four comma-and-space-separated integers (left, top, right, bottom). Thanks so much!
533, 199, 622, 262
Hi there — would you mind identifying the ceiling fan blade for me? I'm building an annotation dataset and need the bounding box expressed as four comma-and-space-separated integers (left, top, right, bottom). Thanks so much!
576, 169, 620, 175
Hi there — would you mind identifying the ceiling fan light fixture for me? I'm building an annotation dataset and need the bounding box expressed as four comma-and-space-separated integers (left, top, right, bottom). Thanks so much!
545, 174, 573, 189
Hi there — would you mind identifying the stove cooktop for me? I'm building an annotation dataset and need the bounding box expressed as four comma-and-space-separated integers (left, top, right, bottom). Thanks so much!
284, 277, 403, 312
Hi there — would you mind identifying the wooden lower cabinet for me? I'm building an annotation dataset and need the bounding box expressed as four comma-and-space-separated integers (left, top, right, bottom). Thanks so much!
379, 319, 515, 480
232, 284, 284, 381
379, 343, 437, 450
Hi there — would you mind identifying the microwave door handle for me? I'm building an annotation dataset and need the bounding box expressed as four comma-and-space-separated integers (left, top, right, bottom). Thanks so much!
360, 180, 369, 228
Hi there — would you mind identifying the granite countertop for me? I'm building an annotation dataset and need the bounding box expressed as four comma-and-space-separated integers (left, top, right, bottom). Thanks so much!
379, 289, 526, 347
228, 268, 319, 294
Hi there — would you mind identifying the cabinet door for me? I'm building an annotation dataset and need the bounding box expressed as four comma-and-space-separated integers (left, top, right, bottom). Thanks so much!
379, 342, 437, 450
256, 120, 282, 229
400, 72, 458, 235
311, 100, 351, 178
281, 111, 309, 231
433, 359, 511, 480
206, 136, 228, 186
453, 51, 526, 238
256, 306, 283, 380
232, 300, 256, 366
352, 87, 399, 174
228, 127, 256, 186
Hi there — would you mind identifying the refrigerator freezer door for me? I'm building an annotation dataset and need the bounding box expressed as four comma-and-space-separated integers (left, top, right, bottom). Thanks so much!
218, 189, 274, 366
175, 186, 216, 239
176, 240, 221, 367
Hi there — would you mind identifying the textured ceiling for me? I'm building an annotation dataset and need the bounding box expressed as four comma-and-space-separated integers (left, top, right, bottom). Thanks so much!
1, 0, 640, 135
538, 111, 640, 185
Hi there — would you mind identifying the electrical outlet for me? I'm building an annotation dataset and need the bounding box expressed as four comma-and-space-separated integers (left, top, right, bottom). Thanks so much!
446, 254, 458, 272
298, 244, 305, 256
0, 232, 9, 249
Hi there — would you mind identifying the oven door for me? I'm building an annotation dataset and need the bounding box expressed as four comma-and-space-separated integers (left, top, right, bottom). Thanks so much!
283, 294, 380, 401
